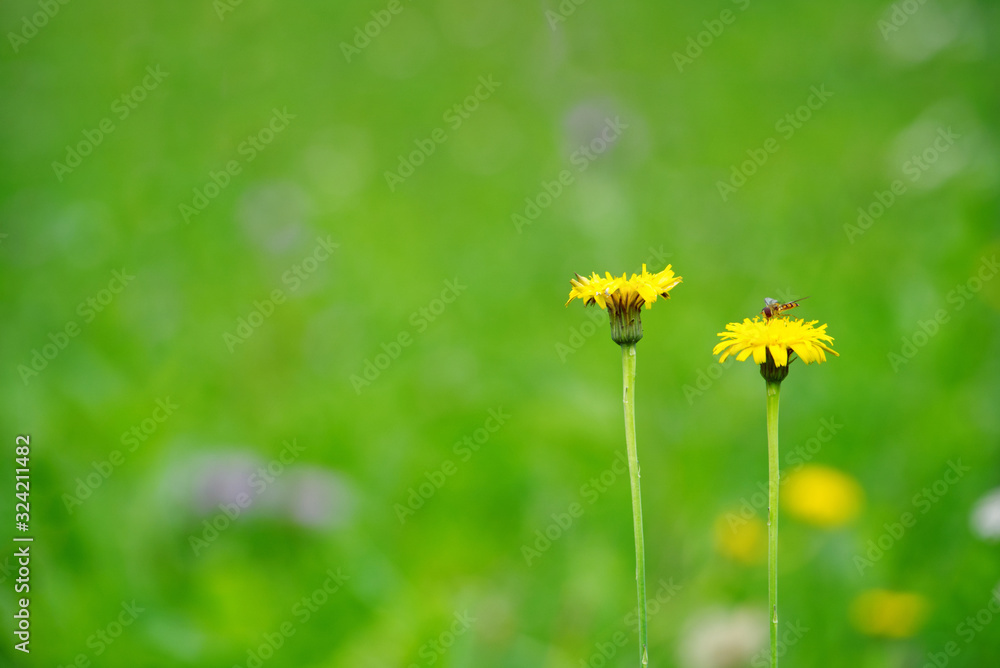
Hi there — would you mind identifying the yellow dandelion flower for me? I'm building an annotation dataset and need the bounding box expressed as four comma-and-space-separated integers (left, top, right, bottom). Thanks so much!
783, 465, 863, 528
566, 264, 682, 311
711, 302, 839, 665
566, 264, 682, 345
850, 589, 929, 639
563, 262, 682, 662
713, 317, 839, 368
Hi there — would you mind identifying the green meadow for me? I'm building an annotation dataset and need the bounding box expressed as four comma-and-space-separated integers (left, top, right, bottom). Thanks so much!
1, 0, 998, 666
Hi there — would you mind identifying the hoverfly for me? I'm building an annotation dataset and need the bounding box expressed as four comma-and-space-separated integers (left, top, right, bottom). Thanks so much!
761, 296, 809, 320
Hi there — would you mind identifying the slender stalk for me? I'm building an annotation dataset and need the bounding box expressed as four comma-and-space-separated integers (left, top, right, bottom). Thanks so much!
621, 343, 648, 667
765, 380, 782, 668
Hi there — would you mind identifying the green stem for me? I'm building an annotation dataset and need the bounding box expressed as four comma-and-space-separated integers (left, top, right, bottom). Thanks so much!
621, 344, 648, 667
765, 380, 781, 668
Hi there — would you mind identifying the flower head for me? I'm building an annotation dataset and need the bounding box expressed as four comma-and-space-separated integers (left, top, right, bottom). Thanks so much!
782, 465, 863, 528
566, 264, 682, 311
566, 264, 682, 345
850, 590, 929, 639
713, 316, 838, 382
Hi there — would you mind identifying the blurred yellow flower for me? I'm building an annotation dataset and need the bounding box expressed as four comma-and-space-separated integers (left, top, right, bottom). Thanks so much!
850, 589, 929, 638
783, 465, 863, 528
715, 513, 766, 564
713, 317, 838, 367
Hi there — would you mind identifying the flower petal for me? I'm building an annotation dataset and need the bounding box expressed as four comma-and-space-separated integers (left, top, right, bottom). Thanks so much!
768, 344, 788, 367
712, 316, 839, 369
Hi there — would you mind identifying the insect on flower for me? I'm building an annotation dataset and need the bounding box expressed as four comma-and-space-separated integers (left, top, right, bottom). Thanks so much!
761, 296, 809, 320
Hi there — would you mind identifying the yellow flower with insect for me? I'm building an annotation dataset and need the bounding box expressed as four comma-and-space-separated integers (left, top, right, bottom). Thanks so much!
566, 264, 682, 345
713, 317, 839, 368
710, 298, 839, 666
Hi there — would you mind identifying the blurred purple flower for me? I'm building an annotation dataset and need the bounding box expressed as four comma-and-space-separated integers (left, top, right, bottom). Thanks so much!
282, 467, 357, 529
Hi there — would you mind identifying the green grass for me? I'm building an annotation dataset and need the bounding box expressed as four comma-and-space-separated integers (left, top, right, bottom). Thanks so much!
1, 0, 999, 666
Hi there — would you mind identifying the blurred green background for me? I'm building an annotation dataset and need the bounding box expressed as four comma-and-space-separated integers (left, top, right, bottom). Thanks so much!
1, 0, 999, 666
